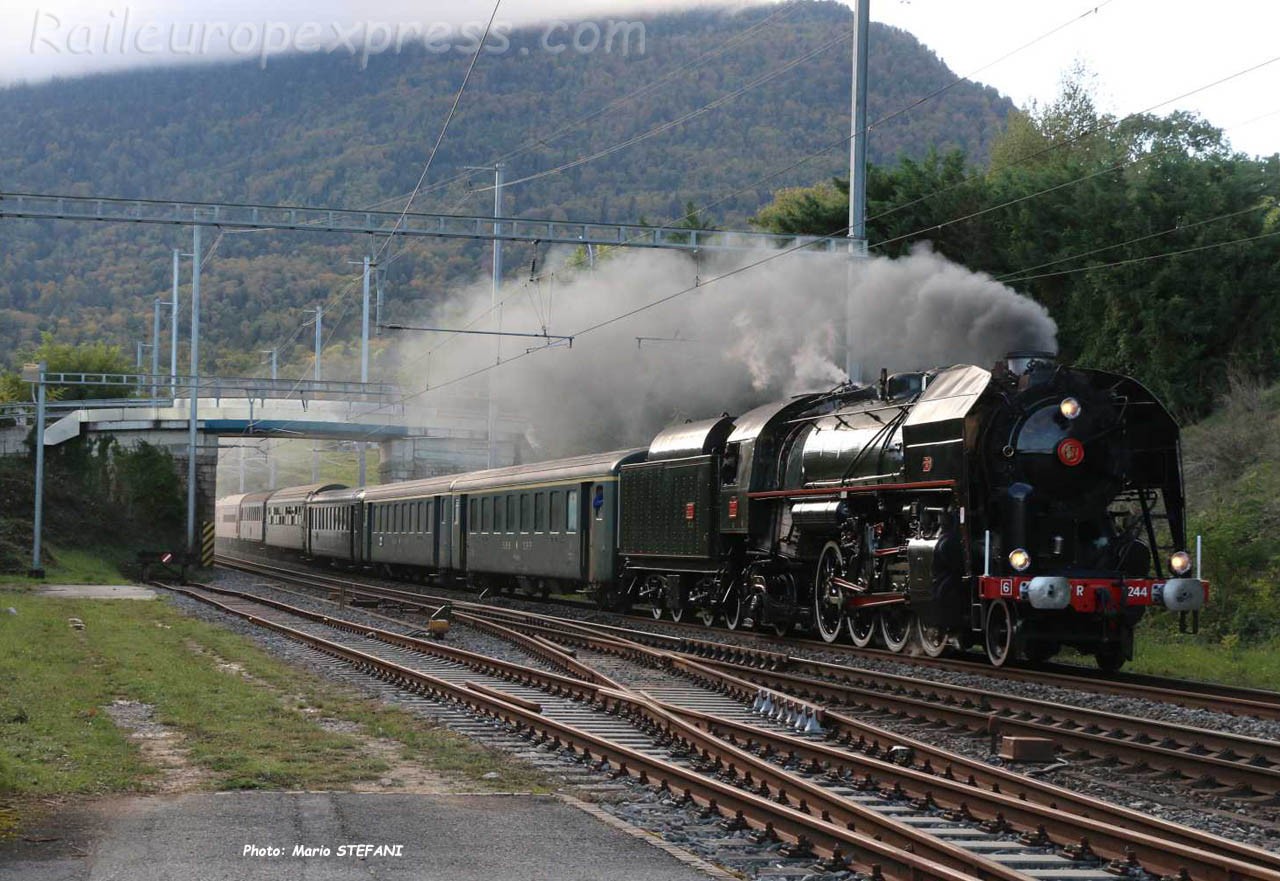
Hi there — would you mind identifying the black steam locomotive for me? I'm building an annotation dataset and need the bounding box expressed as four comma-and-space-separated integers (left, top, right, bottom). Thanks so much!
219, 353, 1206, 671
619, 352, 1206, 670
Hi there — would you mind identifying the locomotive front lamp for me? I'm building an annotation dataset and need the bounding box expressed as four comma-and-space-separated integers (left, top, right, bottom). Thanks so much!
1008, 548, 1031, 572
1170, 550, 1192, 576
1059, 397, 1082, 420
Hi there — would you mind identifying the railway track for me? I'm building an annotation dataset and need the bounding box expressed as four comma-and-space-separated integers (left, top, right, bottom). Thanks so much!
471, 606, 1280, 797
157, 580, 1090, 881
211, 555, 1280, 797
215, 552, 1280, 724
176, 565, 1280, 881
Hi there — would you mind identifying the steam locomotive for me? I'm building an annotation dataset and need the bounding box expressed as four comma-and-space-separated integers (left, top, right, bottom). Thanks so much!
217, 353, 1206, 671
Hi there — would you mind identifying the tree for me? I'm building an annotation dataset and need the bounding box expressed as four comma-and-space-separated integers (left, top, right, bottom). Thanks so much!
749, 67, 1280, 418
0, 333, 137, 402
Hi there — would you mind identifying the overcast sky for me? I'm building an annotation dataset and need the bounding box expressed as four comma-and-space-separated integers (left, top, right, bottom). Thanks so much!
3, 0, 1278, 157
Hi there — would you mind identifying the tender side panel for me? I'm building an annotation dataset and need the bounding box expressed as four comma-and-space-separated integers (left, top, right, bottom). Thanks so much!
620, 456, 717, 561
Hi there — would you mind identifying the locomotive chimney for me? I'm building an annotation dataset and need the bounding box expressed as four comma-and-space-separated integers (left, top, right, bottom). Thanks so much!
1004, 351, 1057, 376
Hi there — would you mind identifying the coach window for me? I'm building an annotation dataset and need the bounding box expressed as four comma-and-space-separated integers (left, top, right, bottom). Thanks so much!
480, 497, 490, 533
534, 493, 546, 533
593, 485, 606, 521
425, 500, 433, 533
550, 491, 563, 534
520, 494, 531, 533
566, 489, 579, 533
494, 495, 505, 532
506, 495, 515, 533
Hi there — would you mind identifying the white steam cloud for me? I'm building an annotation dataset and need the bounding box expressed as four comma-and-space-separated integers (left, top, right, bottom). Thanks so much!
393, 244, 1056, 458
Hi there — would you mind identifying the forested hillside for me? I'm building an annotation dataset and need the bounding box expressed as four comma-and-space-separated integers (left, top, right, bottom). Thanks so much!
753, 78, 1280, 418
0, 1, 1013, 372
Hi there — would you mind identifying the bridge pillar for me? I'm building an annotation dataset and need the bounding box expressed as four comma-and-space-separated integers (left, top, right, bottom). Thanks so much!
94, 428, 219, 529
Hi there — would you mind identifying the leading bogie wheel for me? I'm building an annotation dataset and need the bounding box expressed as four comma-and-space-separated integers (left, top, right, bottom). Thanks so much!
879, 606, 914, 653
813, 541, 847, 643
1095, 645, 1125, 673
651, 602, 664, 620
984, 599, 1016, 667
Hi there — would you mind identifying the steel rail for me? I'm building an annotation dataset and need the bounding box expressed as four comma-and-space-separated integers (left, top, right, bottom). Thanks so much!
213, 555, 1280, 783
468, 606, 1280, 880
194, 566, 1280, 879
684, 656, 1280, 795
160, 582, 1003, 881
470, 608, 1280, 796
215, 553, 1280, 724
662, 702, 1280, 881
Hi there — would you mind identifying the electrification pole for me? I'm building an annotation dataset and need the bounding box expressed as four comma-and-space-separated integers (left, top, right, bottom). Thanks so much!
466, 163, 505, 468
135, 341, 145, 395
358, 255, 372, 486
186, 225, 202, 559
171, 248, 180, 393
310, 306, 323, 383
845, 0, 870, 384
305, 306, 323, 482
28, 361, 46, 578
151, 299, 162, 398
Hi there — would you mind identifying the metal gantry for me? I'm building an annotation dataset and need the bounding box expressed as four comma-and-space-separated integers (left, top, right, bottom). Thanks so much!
0, 191, 840, 252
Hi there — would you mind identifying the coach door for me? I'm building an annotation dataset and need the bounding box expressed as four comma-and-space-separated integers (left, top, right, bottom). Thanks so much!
437, 496, 452, 572
451, 495, 466, 574
347, 502, 357, 562
586, 481, 613, 583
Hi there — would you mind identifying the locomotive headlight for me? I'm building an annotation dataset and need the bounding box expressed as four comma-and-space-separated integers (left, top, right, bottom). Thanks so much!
1008, 548, 1032, 572
1059, 397, 1082, 420
1170, 550, 1193, 576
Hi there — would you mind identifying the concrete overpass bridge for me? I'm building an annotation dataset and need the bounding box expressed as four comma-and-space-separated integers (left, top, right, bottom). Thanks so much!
1, 377, 526, 537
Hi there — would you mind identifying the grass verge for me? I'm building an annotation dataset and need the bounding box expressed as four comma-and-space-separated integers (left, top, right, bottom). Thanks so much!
0, 544, 132, 587
0, 590, 550, 831
1129, 629, 1280, 690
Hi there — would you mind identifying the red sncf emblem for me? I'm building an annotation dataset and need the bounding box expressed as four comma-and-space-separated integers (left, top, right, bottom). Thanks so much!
921, 456, 933, 473
1057, 437, 1084, 466
685, 502, 695, 520
727, 497, 739, 519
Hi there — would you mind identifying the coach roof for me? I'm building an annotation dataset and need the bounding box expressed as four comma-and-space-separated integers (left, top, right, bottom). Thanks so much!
449, 449, 646, 493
